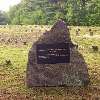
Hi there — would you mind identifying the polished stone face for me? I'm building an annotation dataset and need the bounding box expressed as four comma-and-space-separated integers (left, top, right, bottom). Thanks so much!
26, 19, 90, 87
36, 43, 70, 64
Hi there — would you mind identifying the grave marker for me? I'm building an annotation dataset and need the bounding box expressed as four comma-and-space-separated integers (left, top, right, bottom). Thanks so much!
26, 19, 90, 87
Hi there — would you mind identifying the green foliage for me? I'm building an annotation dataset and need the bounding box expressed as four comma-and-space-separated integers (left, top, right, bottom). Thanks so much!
7, 0, 100, 26
0, 11, 9, 25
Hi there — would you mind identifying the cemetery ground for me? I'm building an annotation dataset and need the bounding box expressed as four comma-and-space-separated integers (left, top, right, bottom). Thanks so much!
0, 25, 100, 100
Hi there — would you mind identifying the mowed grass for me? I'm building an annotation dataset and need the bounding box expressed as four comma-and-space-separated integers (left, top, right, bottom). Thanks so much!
0, 26, 100, 100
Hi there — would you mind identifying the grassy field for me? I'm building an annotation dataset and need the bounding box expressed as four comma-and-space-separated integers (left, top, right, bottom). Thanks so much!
0, 25, 100, 100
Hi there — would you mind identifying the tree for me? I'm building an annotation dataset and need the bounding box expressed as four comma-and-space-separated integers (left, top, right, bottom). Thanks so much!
0, 11, 9, 25
7, 0, 100, 26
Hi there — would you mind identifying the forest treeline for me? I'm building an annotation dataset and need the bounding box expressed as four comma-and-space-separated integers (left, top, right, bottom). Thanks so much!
0, 0, 100, 26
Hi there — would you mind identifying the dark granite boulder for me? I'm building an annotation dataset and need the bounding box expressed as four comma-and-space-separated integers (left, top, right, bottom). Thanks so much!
26, 19, 90, 87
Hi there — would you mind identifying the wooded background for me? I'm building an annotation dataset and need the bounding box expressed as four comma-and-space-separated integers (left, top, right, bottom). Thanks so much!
0, 0, 100, 26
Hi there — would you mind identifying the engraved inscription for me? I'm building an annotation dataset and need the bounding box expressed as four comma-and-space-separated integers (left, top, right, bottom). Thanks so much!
36, 43, 70, 64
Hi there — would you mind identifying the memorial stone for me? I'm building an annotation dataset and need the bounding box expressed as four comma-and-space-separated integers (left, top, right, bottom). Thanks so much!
26, 19, 90, 87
